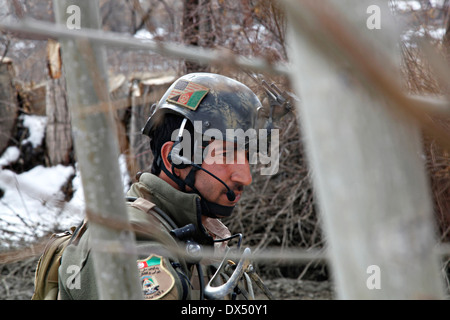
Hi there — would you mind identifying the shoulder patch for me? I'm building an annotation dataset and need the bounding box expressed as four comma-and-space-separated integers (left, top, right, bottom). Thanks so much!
166, 80, 209, 110
137, 254, 175, 300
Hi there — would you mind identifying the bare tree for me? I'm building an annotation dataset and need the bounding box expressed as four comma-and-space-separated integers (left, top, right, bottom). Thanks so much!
183, 0, 213, 73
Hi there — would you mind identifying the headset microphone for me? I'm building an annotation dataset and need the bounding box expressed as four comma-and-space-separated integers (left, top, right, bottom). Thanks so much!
170, 153, 236, 202
226, 189, 236, 202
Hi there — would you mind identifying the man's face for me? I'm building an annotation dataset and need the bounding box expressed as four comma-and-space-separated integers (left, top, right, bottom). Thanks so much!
191, 139, 252, 207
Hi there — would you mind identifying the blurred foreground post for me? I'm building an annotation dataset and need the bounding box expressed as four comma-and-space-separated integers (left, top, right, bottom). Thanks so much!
284, 0, 444, 299
53, 0, 142, 299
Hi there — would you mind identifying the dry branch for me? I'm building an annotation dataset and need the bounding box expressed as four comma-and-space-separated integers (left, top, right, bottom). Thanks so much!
0, 18, 290, 76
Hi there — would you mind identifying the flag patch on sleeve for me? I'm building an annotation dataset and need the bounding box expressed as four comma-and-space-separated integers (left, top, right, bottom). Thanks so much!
166, 80, 209, 110
137, 254, 175, 300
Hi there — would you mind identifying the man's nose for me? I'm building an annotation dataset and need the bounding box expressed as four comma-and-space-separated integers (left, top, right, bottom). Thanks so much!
230, 154, 252, 186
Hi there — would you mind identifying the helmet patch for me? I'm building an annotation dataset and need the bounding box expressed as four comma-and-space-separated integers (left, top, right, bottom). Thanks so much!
166, 80, 209, 110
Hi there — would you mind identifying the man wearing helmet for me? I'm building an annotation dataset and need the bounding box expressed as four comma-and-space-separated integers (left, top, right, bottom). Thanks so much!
58, 73, 264, 300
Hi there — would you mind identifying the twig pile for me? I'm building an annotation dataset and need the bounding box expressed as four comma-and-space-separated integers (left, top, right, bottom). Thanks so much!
0, 257, 37, 300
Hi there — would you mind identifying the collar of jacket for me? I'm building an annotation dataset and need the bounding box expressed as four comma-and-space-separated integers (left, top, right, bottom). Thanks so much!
127, 172, 213, 245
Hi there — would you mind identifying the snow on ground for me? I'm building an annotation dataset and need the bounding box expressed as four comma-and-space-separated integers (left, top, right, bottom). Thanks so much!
0, 147, 20, 168
0, 115, 131, 249
20, 115, 47, 148
0, 164, 76, 246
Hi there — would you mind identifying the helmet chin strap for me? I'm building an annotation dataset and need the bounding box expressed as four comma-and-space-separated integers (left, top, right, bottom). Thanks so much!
199, 198, 235, 218
157, 156, 235, 219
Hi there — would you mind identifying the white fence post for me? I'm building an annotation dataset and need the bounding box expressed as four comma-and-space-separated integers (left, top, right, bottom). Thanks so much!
284, 0, 445, 299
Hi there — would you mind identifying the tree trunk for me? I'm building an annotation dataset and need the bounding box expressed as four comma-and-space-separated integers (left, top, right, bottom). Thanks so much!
53, 0, 142, 299
285, 0, 444, 299
129, 80, 151, 178
182, 0, 212, 73
444, 2, 450, 61
46, 75, 72, 166
0, 58, 19, 155
45, 40, 72, 166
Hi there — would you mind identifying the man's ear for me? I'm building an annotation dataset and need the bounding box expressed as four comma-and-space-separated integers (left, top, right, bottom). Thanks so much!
161, 141, 175, 172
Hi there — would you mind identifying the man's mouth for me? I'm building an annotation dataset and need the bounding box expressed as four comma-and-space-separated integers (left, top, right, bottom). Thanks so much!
230, 192, 241, 204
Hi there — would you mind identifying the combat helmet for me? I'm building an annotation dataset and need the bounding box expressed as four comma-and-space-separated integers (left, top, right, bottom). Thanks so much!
142, 73, 262, 142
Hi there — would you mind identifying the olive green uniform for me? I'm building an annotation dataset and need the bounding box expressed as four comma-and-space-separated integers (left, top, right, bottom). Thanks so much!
58, 173, 228, 300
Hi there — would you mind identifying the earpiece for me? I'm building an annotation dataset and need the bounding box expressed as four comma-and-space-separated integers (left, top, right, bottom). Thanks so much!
168, 118, 189, 169
168, 140, 189, 169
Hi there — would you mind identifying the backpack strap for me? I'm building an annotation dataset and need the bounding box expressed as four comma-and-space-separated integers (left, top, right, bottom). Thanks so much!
69, 219, 88, 246
125, 196, 180, 249
32, 227, 76, 300
126, 196, 179, 232
129, 197, 177, 232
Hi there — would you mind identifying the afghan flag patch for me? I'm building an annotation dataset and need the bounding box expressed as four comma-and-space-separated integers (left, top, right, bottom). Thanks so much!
137, 254, 175, 300
166, 80, 209, 110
